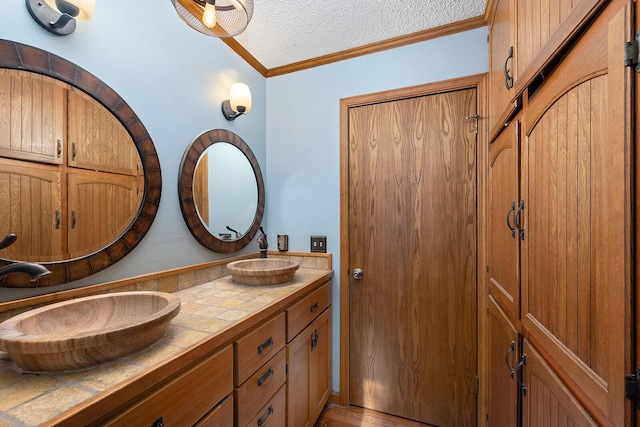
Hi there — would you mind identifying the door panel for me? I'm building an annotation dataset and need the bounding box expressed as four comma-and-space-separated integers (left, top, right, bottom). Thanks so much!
521, 3, 630, 424
487, 118, 521, 322
348, 88, 477, 425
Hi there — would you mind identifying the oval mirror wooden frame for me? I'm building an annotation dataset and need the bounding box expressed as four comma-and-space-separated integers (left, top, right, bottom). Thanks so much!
178, 129, 264, 253
0, 39, 162, 286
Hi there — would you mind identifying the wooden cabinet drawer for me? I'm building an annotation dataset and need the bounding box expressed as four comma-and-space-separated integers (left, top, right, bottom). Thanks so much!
235, 312, 285, 386
235, 348, 286, 427
286, 281, 331, 341
244, 384, 286, 427
194, 395, 233, 427
104, 345, 233, 427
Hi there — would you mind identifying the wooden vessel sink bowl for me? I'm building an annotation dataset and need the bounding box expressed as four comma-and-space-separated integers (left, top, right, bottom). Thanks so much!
226, 259, 300, 285
0, 291, 181, 372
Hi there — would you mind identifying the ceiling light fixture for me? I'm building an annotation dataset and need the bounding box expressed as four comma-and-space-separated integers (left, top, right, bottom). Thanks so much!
171, 0, 253, 38
222, 83, 251, 121
26, 0, 95, 36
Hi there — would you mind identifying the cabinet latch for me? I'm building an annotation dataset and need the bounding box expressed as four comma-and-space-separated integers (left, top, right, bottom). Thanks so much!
624, 33, 640, 72
625, 369, 640, 407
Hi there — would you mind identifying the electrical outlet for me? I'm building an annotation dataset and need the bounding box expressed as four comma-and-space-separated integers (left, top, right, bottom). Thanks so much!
310, 235, 327, 253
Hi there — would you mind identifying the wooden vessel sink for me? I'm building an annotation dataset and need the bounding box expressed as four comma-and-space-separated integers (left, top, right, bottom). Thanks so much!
226, 259, 300, 285
0, 291, 181, 372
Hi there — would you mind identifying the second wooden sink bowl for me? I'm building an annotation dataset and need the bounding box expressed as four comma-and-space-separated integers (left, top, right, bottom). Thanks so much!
0, 291, 181, 372
227, 259, 300, 285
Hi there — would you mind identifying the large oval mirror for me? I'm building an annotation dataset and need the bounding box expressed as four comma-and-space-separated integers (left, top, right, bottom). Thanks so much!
178, 129, 264, 253
0, 40, 161, 287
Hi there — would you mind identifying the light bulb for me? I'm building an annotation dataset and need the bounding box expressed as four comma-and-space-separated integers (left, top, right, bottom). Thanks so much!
203, 1, 216, 28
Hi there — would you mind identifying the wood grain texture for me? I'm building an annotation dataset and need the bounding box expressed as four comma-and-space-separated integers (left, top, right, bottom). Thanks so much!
520, 3, 630, 424
521, 340, 598, 427
487, 118, 520, 322
226, 259, 299, 286
0, 291, 181, 371
316, 404, 429, 427
487, 296, 520, 426
348, 88, 477, 425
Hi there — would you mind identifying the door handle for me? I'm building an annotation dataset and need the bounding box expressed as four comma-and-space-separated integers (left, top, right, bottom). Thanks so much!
353, 268, 363, 280
504, 46, 514, 89
504, 340, 515, 378
505, 201, 516, 238
515, 199, 525, 240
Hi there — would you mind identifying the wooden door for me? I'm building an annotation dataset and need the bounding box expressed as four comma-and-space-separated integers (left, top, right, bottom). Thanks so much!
487, 117, 521, 322
520, 2, 631, 425
487, 295, 520, 426
347, 87, 477, 425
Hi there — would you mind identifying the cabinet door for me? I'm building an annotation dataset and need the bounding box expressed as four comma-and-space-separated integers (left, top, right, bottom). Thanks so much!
520, 340, 597, 427
516, 0, 603, 90
521, 2, 630, 424
487, 117, 521, 322
0, 157, 63, 263
287, 308, 332, 427
67, 90, 141, 176
287, 324, 311, 427
67, 169, 143, 259
0, 69, 65, 165
308, 308, 332, 424
488, 0, 517, 135
487, 296, 520, 426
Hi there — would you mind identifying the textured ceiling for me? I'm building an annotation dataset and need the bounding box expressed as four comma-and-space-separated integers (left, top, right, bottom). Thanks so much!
233, 0, 488, 70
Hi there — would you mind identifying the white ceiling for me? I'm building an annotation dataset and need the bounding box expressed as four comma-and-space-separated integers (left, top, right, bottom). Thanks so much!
233, 0, 488, 70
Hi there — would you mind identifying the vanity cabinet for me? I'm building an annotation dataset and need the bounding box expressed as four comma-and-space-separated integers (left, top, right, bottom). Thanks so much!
484, 1, 631, 425
234, 312, 287, 427
286, 281, 332, 427
103, 345, 233, 427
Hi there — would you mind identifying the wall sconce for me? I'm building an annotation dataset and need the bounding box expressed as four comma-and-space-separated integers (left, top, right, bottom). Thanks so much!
222, 83, 252, 121
26, 0, 95, 36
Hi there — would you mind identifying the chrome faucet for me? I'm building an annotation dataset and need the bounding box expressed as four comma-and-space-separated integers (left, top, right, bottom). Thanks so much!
0, 233, 51, 286
257, 227, 268, 258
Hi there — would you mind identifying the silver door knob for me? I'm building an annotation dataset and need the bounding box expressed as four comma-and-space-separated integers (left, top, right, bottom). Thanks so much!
353, 268, 363, 280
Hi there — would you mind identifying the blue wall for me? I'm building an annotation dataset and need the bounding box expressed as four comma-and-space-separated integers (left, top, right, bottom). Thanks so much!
0, 0, 488, 394
0, 0, 266, 298
266, 27, 488, 390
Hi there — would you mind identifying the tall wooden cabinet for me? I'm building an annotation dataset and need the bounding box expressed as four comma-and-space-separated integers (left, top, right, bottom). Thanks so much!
485, 0, 632, 425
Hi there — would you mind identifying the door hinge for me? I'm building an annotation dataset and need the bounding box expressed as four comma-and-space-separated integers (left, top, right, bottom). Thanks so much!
625, 370, 640, 406
624, 33, 640, 71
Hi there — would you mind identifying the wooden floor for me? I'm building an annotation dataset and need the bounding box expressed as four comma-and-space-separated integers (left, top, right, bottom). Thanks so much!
315, 404, 431, 427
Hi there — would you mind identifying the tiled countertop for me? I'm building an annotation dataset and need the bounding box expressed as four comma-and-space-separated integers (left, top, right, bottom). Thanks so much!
0, 268, 332, 427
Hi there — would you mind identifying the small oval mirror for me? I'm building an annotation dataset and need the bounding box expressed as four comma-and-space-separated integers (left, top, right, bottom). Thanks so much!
178, 129, 264, 253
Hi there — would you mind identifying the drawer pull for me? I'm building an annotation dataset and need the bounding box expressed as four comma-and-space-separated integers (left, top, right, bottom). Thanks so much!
257, 405, 274, 426
257, 367, 274, 387
310, 302, 319, 313
257, 337, 273, 354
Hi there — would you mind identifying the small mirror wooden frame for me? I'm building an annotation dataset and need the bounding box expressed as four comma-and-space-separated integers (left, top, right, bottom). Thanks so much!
178, 129, 264, 253
0, 39, 162, 286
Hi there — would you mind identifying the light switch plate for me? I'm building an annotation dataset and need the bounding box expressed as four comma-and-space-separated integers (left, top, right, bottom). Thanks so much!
310, 235, 327, 253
